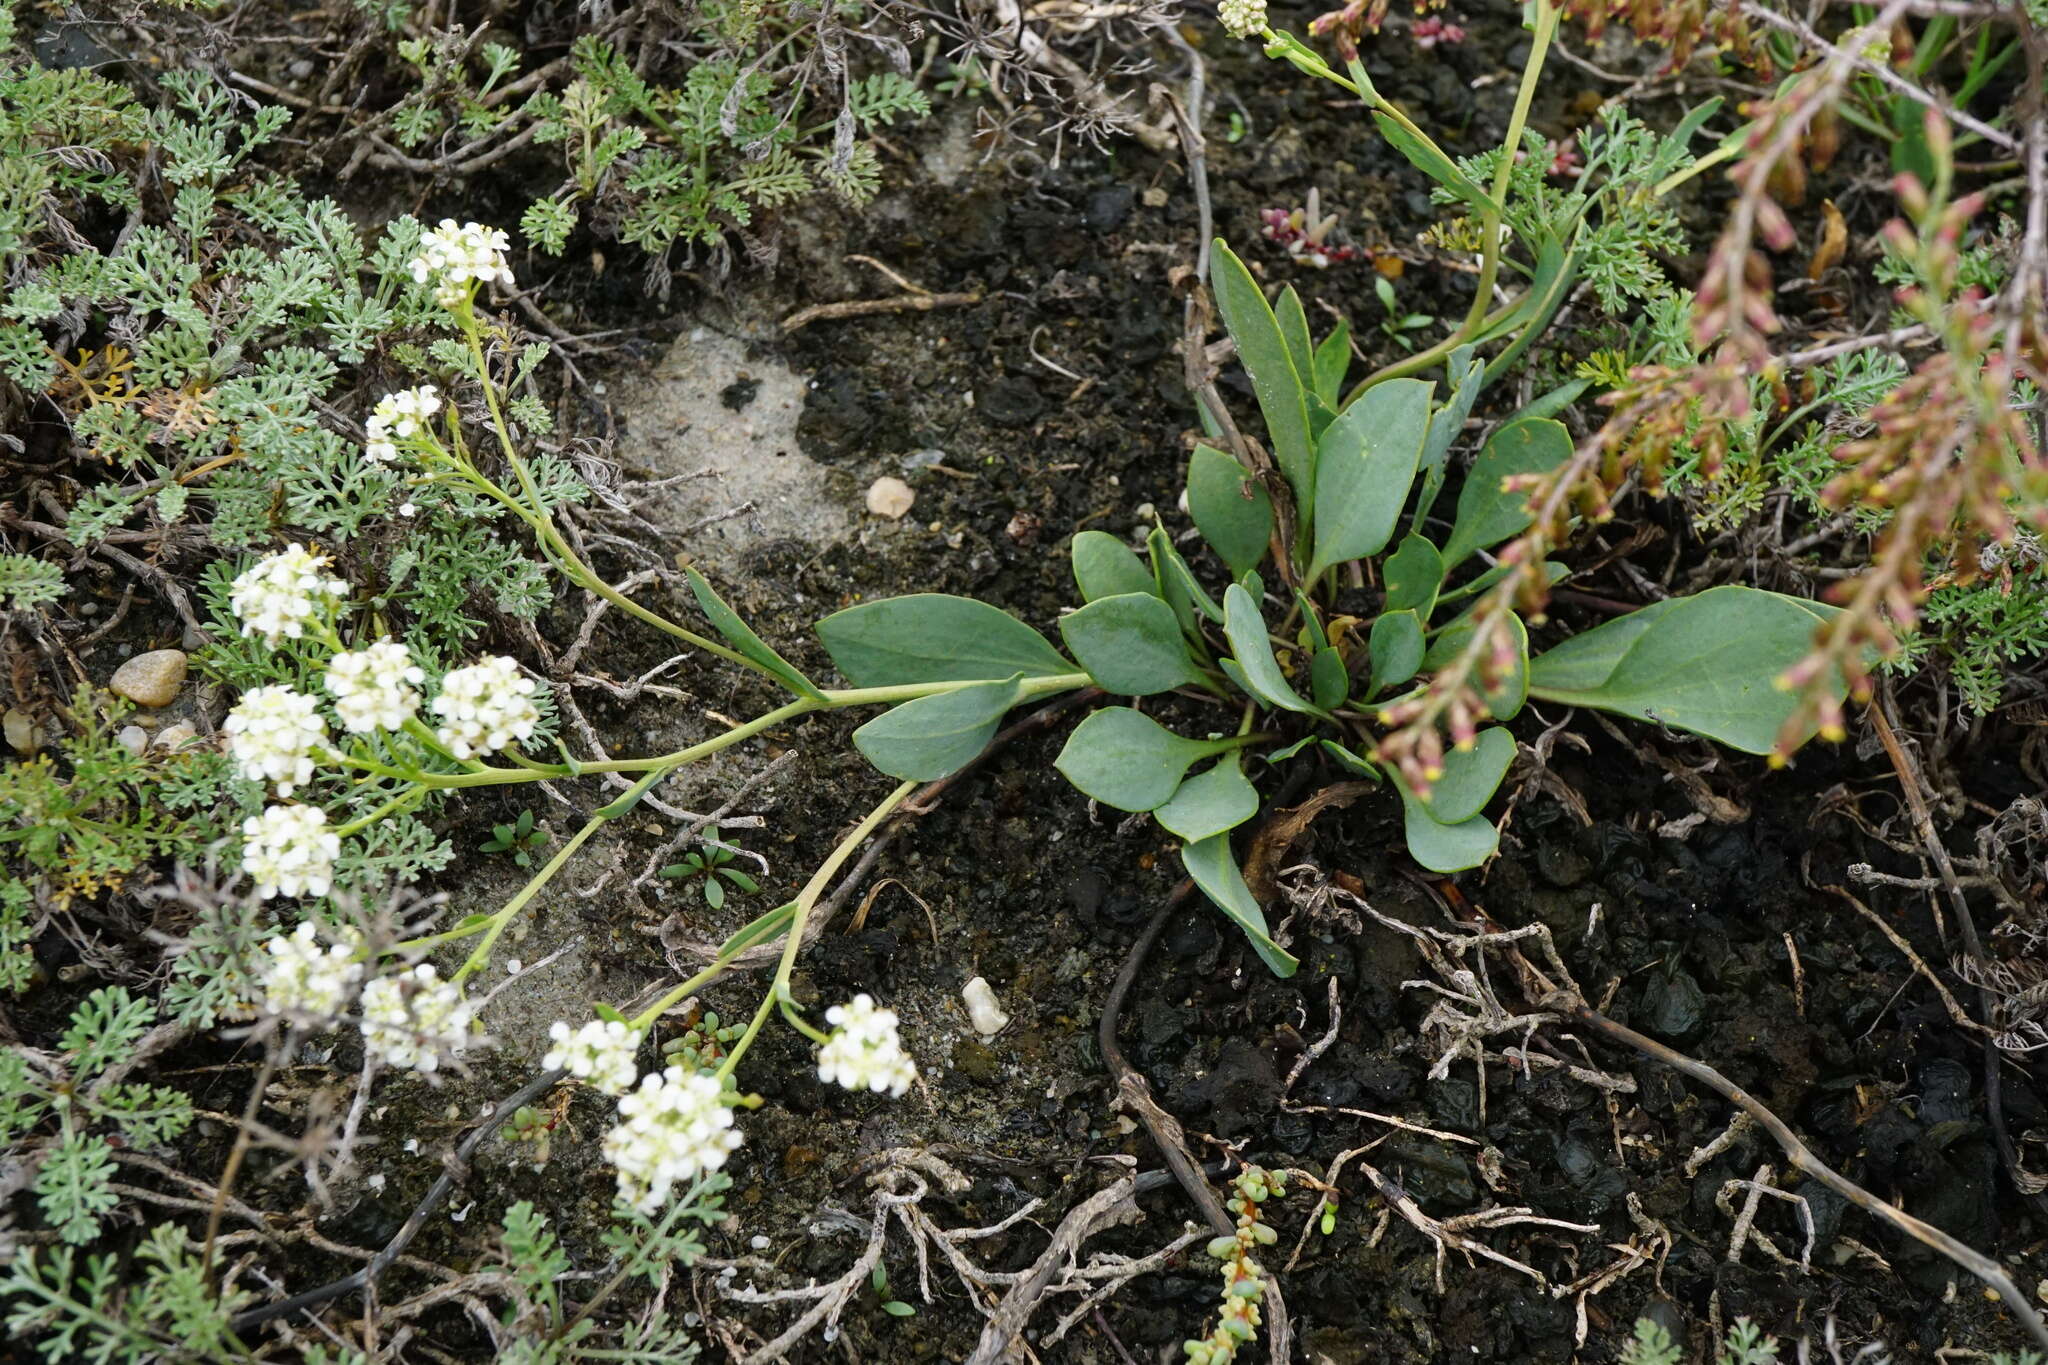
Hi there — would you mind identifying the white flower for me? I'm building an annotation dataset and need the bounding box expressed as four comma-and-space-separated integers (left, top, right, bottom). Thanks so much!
226, 686, 329, 795
365, 385, 442, 463
432, 655, 540, 759
1218, 0, 1267, 38
410, 219, 515, 308
258, 922, 362, 1016
602, 1066, 743, 1213
816, 994, 917, 1098
361, 965, 477, 1073
325, 639, 426, 734
242, 805, 341, 900
544, 1018, 643, 1097
230, 544, 348, 645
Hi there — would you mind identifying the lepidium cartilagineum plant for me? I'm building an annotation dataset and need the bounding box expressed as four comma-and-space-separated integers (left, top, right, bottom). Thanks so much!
226, 221, 962, 1218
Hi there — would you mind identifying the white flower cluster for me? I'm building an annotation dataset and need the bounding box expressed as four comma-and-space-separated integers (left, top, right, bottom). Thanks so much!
603, 1067, 743, 1213
365, 386, 442, 463
242, 805, 341, 900
411, 220, 515, 308
230, 544, 347, 645
259, 922, 362, 1016
361, 964, 477, 1073
325, 639, 426, 734
226, 686, 329, 795
432, 656, 540, 759
816, 994, 917, 1097
544, 1018, 643, 1097
1218, 0, 1267, 38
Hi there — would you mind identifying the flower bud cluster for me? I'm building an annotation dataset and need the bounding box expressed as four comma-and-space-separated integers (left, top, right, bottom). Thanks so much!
230, 544, 347, 646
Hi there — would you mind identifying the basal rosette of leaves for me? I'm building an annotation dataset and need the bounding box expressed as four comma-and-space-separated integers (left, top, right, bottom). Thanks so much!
824, 239, 1850, 976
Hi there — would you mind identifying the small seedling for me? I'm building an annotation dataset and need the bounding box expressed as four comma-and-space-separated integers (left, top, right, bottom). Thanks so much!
480, 809, 549, 867
1374, 276, 1434, 351
871, 1265, 915, 1318
659, 826, 761, 909
661, 1008, 745, 1072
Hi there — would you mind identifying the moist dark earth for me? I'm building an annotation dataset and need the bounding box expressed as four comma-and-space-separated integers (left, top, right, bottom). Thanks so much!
34, 4, 2048, 1362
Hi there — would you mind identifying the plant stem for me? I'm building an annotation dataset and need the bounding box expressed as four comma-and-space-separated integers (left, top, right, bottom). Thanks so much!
1460, 0, 1558, 339
454, 310, 762, 677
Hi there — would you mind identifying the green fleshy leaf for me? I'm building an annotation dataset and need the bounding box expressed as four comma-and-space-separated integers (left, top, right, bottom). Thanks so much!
854, 676, 1027, 779
1187, 445, 1273, 579
1055, 707, 1232, 811
1526, 586, 1840, 753
1222, 583, 1327, 718
1440, 418, 1574, 568
1307, 378, 1434, 580
818, 594, 1071, 685
1072, 530, 1159, 603
1383, 534, 1445, 618
1394, 773, 1499, 872
1211, 240, 1314, 508
687, 568, 827, 701
1060, 592, 1204, 696
1182, 834, 1298, 976
1424, 726, 1515, 824
1369, 610, 1425, 692
1154, 756, 1259, 842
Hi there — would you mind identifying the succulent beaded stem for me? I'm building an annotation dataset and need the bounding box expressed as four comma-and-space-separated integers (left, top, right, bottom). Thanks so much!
1184, 1166, 1287, 1365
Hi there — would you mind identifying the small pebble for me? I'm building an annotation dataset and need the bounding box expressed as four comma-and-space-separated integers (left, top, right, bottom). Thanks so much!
153, 722, 198, 752
962, 976, 1011, 1036
866, 476, 915, 520
116, 725, 149, 756
749, 1234, 771, 1250
109, 648, 188, 708
3, 708, 39, 754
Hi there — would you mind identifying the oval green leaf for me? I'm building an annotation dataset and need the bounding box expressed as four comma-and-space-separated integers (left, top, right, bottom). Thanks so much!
1211, 241, 1314, 506
1424, 726, 1516, 824
1222, 583, 1327, 718
1309, 646, 1350, 710
1187, 445, 1273, 579
1526, 585, 1838, 753
853, 676, 1026, 780
1383, 534, 1444, 618
1154, 757, 1259, 843
1369, 609, 1425, 692
1422, 608, 1529, 720
1072, 530, 1159, 603
1182, 833, 1299, 977
818, 594, 1072, 686
1307, 378, 1434, 581
1054, 707, 1221, 812
1440, 417, 1574, 568
1060, 593, 1204, 696
1395, 774, 1500, 872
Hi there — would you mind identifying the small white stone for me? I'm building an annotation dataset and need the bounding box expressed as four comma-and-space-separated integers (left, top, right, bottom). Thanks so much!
3, 708, 39, 754
962, 977, 1010, 1037
109, 649, 188, 708
153, 722, 199, 752
116, 725, 149, 755
866, 476, 915, 520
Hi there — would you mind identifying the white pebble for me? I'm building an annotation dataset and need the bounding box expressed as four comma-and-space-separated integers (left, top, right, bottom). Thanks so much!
962, 977, 1010, 1036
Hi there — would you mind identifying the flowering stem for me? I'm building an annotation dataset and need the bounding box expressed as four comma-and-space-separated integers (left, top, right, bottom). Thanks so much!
333, 785, 427, 839
454, 312, 763, 679
1459, 0, 1558, 339
707, 778, 918, 1081
448, 767, 671, 982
